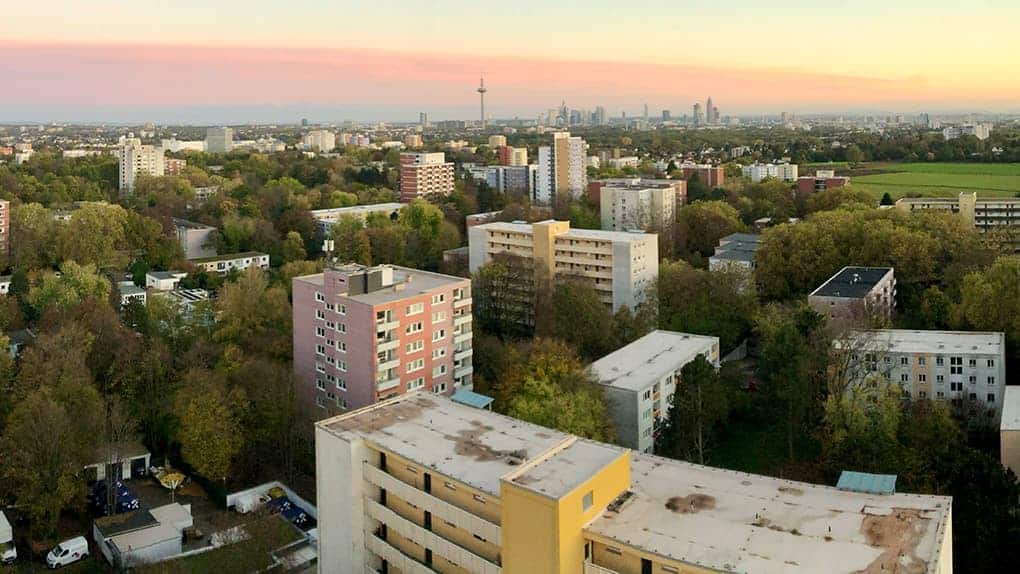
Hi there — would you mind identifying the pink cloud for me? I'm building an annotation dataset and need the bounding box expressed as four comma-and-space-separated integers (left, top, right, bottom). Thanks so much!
0, 41, 1014, 111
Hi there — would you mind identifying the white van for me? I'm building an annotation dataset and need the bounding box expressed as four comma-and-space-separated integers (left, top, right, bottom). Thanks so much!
0, 510, 16, 565
45, 536, 88, 568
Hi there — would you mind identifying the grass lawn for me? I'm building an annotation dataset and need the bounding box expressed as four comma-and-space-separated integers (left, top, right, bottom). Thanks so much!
833, 162, 1020, 200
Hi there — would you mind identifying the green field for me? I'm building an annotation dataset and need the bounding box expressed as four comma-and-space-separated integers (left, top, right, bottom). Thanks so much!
827, 162, 1020, 200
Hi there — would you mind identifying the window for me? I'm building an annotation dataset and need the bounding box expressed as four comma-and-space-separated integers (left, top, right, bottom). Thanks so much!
406, 321, 423, 335
432, 329, 446, 342
433, 382, 447, 393
337, 341, 346, 353
325, 320, 336, 330
900, 374, 909, 382
951, 382, 963, 391
642, 409, 652, 420
432, 311, 446, 324
316, 396, 327, 408
316, 379, 326, 390
406, 302, 424, 315
936, 375, 944, 383
408, 377, 425, 391
919, 391, 927, 398
316, 344, 325, 355
407, 358, 425, 373
315, 292, 325, 302
433, 364, 447, 377
988, 376, 996, 385
406, 340, 424, 354
337, 397, 347, 409
900, 357, 909, 366
918, 357, 926, 366
936, 356, 944, 366
338, 304, 346, 315
338, 323, 347, 334
315, 327, 325, 338
988, 393, 996, 403
969, 393, 977, 401
315, 362, 325, 373
337, 360, 347, 372
582, 491, 593, 511
969, 375, 977, 384
969, 358, 977, 367
325, 355, 335, 365
336, 378, 347, 391
432, 348, 446, 360
988, 359, 995, 368
918, 374, 926, 383
325, 303, 334, 312
937, 391, 944, 399
951, 357, 962, 375
643, 389, 652, 401
431, 293, 445, 305
316, 309, 325, 320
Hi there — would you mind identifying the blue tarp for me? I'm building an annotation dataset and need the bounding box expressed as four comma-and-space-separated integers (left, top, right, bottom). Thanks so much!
451, 389, 494, 410
837, 471, 897, 495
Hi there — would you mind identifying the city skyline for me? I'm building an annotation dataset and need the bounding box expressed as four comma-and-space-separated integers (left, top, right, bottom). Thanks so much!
2, 1, 1019, 122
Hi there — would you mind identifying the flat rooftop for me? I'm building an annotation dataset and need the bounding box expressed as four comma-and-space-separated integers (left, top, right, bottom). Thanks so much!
475, 220, 655, 243
590, 330, 718, 391
294, 265, 466, 306
719, 232, 761, 245
1001, 387, 1020, 431
585, 452, 952, 574
191, 251, 267, 264
507, 439, 625, 500
310, 203, 404, 218
838, 329, 1004, 356
810, 266, 893, 299
173, 218, 214, 230
318, 394, 571, 496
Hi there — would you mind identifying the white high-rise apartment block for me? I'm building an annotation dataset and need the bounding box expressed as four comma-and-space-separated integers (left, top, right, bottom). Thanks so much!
205, 127, 234, 153
742, 162, 799, 183
117, 136, 164, 194
303, 130, 336, 152
599, 184, 676, 232
836, 329, 1006, 421
942, 123, 992, 141
591, 330, 720, 452
468, 220, 657, 312
535, 132, 587, 203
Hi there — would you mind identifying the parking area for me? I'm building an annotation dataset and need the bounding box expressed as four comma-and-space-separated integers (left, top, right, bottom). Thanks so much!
126, 479, 249, 552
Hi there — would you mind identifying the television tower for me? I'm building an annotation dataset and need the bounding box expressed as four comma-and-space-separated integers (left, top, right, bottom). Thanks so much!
477, 75, 487, 129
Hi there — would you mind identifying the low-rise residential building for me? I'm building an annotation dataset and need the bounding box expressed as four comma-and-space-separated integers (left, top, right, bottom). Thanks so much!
1001, 387, 1020, 477
399, 152, 455, 202
836, 329, 1006, 420
292, 264, 472, 413
117, 281, 147, 307
468, 220, 658, 312
93, 503, 193, 569
708, 232, 761, 272
311, 203, 404, 235
808, 266, 896, 327
192, 185, 221, 203
896, 192, 1020, 248
151, 288, 210, 316
679, 162, 725, 187
497, 145, 527, 166
741, 162, 799, 183
163, 157, 187, 175
942, 123, 992, 141
590, 331, 720, 452
607, 156, 640, 169
192, 252, 269, 274
315, 393, 954, 574
145, 271, 187, 291
173, 218, 216, 260
797, 169, 850, 195
598, 183, 675, 232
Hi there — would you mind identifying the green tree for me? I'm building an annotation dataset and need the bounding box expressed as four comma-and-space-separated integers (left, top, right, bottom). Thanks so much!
329, 215, 372, 265
214, 267, 292, 358
281, 230, 307, 263
656, 355, 729, 464
880, 192, 894, 206
26, 260, 111, 317
675, 200, 745, 261
540, 281, 615, 361
506, 376, 612, 441
821, 376, 904, 475
845, 144, 864, 169
59, 202, 129, 269
953, 256, 1020, 363
10, 202, 59, 270
175, 373, 246, 482
657, 261, 757, 353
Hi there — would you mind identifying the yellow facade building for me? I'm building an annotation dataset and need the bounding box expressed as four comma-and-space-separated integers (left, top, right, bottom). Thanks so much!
316, 393, 953, 574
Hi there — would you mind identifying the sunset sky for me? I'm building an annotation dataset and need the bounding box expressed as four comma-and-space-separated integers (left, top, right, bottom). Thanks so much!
2, 0, 1018, 122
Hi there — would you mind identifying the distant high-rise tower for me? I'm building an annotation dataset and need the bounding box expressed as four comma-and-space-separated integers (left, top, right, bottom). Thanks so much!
693, 103, 703, 125
419, 112, 430, 128
643, 103, 649, 121
706, 97, 714, 124
477, 76, 488, 129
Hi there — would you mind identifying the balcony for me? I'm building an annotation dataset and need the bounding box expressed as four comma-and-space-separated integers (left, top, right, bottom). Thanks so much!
365, 534, 433, 574
454, 331, 472, 345
453, 297, 473, 308
377, 376, 400, 392
363, 464, 501, 544
584, 561, 619, 574
376, 319, 400, 332
454, 348, 473, 362
377, 357, 400, 372
454, 365, 474, 379
377, 337, 399, 353
363, 497, 502, 574
454, 314, 472, 327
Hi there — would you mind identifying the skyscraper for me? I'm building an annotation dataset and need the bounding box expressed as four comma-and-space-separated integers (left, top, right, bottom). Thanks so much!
693, 103, 704, 125
418, 112, 429, 128
706, 97, 714, 124
662, 110, 671, 121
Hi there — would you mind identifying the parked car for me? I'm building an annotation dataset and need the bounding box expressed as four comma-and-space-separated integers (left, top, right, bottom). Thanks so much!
45, 536, 88, 569
0, 511, 16, 565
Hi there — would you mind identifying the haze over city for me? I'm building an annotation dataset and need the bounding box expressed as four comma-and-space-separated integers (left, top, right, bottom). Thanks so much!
2, 0, 1019, 122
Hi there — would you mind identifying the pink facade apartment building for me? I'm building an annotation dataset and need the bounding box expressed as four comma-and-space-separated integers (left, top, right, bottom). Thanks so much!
398, 152, 455, 202
292, 264, 473, 413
